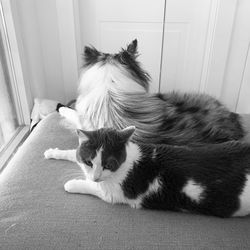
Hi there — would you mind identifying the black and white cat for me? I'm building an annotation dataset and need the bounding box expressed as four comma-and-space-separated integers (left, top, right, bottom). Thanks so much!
44, 127, 250, 218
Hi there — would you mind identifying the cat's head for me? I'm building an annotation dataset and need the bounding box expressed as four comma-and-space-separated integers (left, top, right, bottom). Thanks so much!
80, 39, 150, 92
76, 126, 135, 181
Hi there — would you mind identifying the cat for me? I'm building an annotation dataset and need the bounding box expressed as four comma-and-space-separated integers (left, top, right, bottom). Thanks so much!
58, 39, 245, 146
44, 127, 250, 218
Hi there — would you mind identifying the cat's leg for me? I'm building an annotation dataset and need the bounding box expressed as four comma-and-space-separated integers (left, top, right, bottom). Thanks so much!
64, 179, 104, 198
59, 107, 81, 128
44, 148, 76, 162
64, 179, 124, 204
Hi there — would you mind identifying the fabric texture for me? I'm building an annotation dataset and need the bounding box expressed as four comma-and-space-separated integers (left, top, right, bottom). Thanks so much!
0, 112, 250, 250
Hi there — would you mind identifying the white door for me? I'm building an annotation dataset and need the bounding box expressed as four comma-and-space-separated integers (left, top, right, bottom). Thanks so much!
236, 49, 250, 113
221, 0, 250, 112
159, 0, 238, 97
160, 0, 211, 93
78, 0, 239, 99
77, 0, 165, 92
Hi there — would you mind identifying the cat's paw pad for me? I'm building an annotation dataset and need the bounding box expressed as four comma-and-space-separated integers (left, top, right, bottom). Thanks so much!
64, 179, 82, 193
44, 148, 59, 159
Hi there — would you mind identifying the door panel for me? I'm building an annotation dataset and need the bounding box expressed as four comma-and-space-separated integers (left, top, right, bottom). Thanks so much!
97, 0, 165, 22
236, 47, 250, 113
221, 0, 250, 111
160, 0, 212, 93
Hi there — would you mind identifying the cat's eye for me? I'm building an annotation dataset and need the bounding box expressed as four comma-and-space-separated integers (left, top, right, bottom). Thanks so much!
104, 163, 111, 170
84, 160, 93, 167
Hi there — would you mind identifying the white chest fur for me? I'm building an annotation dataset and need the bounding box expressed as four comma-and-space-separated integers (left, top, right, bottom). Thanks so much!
233, 175, 250, 217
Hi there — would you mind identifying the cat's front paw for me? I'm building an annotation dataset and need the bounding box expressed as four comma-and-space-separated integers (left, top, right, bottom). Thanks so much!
59, 107, 72, 118
44, 148, 59, 159
64, 179, 85, 193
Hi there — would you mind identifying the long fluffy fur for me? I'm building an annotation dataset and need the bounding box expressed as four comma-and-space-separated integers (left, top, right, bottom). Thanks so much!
74, 40, 244, 145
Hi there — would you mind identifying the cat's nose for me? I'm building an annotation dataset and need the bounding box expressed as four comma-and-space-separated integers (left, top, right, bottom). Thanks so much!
92, 175, 98, 181
93, 174, 101, 181
93, 169, 101, 181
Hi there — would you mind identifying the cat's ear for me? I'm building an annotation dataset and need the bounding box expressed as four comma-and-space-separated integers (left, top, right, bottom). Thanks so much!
83, 45, 101, 66
76, 129, 93, 142
126, 39, 138, 56
120, 126, 136, 142
119, 39, 138, 59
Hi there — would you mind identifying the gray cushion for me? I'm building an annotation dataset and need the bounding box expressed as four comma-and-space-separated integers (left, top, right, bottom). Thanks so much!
0, 112, 250, 250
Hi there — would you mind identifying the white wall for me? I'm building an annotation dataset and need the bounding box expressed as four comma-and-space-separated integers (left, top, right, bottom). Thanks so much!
10, 0, 79, 105
10, 0, 250, 112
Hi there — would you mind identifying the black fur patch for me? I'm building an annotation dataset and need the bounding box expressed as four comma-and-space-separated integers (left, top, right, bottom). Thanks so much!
121, 140, 250, 217
56, 103, 65, 112
122, 145, 160, 199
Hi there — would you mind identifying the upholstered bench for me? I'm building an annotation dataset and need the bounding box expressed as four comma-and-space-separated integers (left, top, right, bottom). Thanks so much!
1, 112, 250, 249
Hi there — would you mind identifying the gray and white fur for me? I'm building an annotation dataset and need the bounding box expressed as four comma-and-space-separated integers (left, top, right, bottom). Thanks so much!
60, 39, 244, 145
